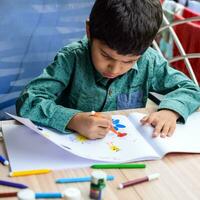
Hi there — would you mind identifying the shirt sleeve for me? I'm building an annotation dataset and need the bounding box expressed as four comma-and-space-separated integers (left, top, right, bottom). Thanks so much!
149, 52, 200, 123
16, 49, 82, 133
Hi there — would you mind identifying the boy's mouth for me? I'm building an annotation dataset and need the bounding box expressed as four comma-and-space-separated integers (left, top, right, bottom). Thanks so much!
102, 72, 119, 79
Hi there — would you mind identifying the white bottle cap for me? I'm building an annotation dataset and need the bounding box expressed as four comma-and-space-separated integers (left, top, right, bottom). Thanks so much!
63, 187, 81, 200
148, 173, 160, 181
17, 189, 35, 200
3, 160, 9, 165
91, 170, 107, 185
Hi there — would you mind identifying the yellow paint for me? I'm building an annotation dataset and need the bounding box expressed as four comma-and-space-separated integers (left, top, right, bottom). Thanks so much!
42, 132, 50, 138
75, 135, 88, 143
108, 142, 120, 152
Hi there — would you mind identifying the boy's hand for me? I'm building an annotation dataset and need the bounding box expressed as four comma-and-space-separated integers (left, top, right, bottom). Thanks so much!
140, 110, 180, 138
67, 112, 112, 140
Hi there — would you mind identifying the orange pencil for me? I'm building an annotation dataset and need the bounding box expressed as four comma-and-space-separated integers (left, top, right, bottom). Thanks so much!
91, 111, 126, 137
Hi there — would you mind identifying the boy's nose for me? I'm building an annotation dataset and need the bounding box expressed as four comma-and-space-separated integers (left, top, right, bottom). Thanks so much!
108, 62, 121, 73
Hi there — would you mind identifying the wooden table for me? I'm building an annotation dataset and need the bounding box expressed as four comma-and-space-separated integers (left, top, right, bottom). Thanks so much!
1, 102, 200, 200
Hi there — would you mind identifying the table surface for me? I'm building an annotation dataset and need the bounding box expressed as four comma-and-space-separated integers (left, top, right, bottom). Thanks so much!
1, 101, 200, 200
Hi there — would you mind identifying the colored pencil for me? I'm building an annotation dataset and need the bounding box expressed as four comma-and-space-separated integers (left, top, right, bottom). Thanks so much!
9, 169, 51, 177
91, 163, 146, 169
0, 155, 9, 166
118, 173, 160, 189
56, 175, 114, 183
0, 191, 17, 198
0, 192, 63, 199
91, 111, 127, 137
35, 193, 63, 198
0, 180, 28, 189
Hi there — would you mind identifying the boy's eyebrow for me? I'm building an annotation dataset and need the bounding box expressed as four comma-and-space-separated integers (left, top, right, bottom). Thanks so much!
100, 49, 138, 63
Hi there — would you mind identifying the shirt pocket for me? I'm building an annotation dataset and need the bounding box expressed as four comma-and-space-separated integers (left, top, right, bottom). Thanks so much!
116, 89, 144, 110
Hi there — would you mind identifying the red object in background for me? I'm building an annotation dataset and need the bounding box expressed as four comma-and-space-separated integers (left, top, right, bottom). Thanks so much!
172, 7, 200, 84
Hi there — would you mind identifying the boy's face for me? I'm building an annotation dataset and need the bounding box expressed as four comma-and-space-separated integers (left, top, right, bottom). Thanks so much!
91, 39, 140, 79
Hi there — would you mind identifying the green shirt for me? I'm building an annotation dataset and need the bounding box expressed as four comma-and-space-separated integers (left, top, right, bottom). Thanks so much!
16, 37, 200, 133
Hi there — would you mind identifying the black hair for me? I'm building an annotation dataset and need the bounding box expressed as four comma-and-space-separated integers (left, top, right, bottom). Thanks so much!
89, 0, 163, 55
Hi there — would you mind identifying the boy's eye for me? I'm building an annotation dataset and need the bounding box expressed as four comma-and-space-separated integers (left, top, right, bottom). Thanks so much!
102, 53, 110, 59
101, 52, 136, 64
123, 61, 134, 64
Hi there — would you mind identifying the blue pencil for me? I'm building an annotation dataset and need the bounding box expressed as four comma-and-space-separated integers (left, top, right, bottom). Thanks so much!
55, 175, 114, 183
0, 180, 28, 189
35, 193, 63, 199
0, 155, 9, 166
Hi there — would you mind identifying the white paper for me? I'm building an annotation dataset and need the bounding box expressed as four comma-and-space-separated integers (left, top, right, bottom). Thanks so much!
3, 113, 159, 171
36, 115, 158, 162
2, 124, 97, 171
5, 111, 200, 172
6, 112, 41, 134
128, 112, 200, 157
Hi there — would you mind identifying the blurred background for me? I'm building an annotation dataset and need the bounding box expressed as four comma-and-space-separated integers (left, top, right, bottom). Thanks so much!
0, 0, 94, 119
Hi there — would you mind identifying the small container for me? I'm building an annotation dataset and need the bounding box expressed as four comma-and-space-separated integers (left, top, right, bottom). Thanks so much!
17, 189, 35, 200
89, 170, 107, 200
63, 187, 81, 200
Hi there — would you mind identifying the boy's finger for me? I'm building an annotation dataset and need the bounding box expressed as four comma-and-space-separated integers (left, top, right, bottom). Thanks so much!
96, 118, 112, 128
98, 127, 110, 135
100, 114, 112, 121
92, 112, 112, 121
91, 112, 112, 127
167, 126, 176, 137
96, 134, 106, 139
145, 116, 157, 125
153, 122, 164, 137
160, 123, 170, 138
140, 116, 149, 124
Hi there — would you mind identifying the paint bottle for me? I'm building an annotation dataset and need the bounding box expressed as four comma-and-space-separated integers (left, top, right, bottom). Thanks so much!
63, 187, 82, 200
17, 189, 35, 200
89, 170, 106, 200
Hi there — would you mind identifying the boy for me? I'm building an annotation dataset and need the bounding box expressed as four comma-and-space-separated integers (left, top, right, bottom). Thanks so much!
16, 0, 200, 140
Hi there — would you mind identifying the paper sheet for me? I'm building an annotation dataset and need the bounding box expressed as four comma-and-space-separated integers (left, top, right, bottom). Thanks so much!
3, 114, 159, 171
2, 124, 96, 171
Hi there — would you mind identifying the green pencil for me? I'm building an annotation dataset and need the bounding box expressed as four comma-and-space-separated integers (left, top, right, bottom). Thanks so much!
91, 163, 146, 169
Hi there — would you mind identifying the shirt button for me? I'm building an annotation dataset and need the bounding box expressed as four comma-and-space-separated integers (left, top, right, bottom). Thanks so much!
108, 89, 112, 96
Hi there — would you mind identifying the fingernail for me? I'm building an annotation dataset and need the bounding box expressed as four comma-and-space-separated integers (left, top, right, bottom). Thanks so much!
161, 133, 166, 138
152, 132, 158, 137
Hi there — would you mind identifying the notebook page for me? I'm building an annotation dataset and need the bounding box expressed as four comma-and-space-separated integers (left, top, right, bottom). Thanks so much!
128, 112, 200, 157
2, 124, 95, 171
35, 114, 159, 162
5, 113, 159, 163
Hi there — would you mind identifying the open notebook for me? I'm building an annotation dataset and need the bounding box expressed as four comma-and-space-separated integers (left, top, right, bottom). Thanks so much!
2, 112, 200, 171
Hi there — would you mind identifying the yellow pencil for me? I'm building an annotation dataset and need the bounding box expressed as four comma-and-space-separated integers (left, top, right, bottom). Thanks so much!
9, 169, 51, 177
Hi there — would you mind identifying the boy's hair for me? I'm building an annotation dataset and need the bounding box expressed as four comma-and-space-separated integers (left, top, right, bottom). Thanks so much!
89, 0, 163, 55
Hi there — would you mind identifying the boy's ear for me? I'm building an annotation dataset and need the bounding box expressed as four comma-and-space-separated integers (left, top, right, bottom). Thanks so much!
86, 19, 90, 40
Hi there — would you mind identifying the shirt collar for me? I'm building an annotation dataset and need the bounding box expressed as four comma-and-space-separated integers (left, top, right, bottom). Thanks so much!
132, 61, 138, 72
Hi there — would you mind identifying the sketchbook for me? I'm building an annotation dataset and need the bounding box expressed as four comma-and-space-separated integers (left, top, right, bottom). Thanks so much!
2, 112, 200, 171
